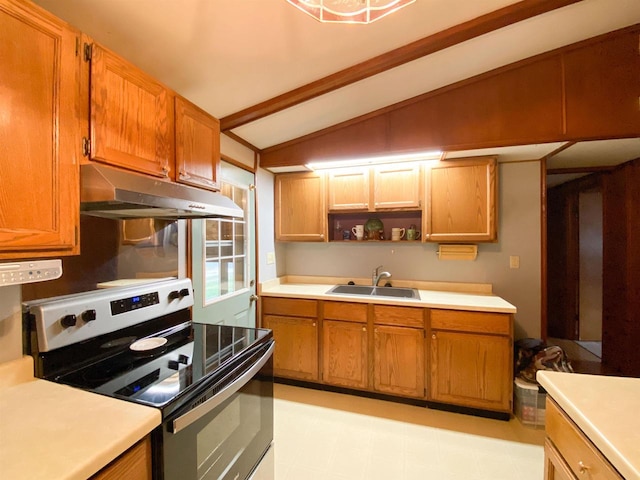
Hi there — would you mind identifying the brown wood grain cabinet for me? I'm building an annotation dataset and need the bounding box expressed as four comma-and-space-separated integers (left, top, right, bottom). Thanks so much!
372, 163, 421, 210
90, 436, 152, 480
322, 301, 368, 389
544, 399, 622, 480
175, 96, 221, 191
429, 309, 512, 413
327, 164, 421, 212
262, 297, 319, 380
327, 167, 370, 211
0, 0, 81, 259
425, 156, 498, 243
275, 172, 327, 241
373, 325, 424, 398
89, 43, 173, 178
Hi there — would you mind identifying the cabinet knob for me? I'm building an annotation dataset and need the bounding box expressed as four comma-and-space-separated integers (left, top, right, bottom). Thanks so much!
312, 322, 316, 327
578, 461, 590, 474
362, 327, 366, 332
432, 334, 436, 340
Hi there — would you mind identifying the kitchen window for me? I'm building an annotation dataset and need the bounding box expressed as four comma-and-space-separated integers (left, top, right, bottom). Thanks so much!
203, 182, 249, 304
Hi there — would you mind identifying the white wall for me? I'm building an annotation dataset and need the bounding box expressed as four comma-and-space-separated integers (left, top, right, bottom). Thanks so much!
257, 167, 279, 282
0, 285, 23, 363
274, 161, 542, 339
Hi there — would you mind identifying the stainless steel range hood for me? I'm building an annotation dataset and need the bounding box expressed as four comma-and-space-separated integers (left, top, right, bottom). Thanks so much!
80, 164, 243, 219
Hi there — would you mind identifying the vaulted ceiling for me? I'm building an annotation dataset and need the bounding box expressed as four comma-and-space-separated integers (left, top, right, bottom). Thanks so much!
33, 0, 640, 173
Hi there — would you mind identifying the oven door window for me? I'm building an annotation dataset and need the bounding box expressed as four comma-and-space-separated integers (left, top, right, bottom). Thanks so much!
160, 351, 273, 480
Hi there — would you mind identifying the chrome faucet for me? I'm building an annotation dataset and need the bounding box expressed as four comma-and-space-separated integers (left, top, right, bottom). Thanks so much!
372, 265, 392, 286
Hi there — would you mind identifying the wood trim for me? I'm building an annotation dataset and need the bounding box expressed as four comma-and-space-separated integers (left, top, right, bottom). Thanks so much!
223, 130, 260, 153
547, 166, 616, 175
220, 153, 255, 174
544, 141, 575, 160
260, 24, 640, 164
220, 0, 582, 132
541, 156, 547, 340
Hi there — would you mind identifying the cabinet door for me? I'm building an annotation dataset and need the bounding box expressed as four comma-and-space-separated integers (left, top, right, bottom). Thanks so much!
322, 320, 368, 389
275, 172, 327, 241
372, 163, 421, 210
544, 440, 577, 480
0, 0, 80, 259
175, 96, 220, 191
425, 157, 497, 242
263, 315, 318, 381
374, 325, 424, 398
90, 44, 172, 178
429, 330, 511, 412
327, 167, 369, 211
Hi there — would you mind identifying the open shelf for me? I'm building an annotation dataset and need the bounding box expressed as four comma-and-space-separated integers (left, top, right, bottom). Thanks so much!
329, 211, 422, 242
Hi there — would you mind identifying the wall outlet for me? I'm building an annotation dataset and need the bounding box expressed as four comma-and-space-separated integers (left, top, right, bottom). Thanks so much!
266, 252, 275, 265
509, 255, 520, 269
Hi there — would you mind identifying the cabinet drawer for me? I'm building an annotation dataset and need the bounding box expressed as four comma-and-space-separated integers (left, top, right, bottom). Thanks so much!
262, 297, 318, 318
373, 305, 424, 328
430, 309, 511, 335
546, 399, 622, 480
323, 301, 367, 323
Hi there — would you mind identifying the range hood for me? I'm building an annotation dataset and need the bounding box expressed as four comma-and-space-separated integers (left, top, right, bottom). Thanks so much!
80, 164, 244, 220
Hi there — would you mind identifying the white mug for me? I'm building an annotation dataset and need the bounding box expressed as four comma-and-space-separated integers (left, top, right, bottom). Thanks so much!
391, 227, 405, 241
351, 224, 364, 240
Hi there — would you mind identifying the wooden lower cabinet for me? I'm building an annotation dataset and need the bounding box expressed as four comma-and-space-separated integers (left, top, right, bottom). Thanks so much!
262, 297, 319, 381
322, 319, 368, 389
429, 309, 513, 413
263, 314, 318, 381
261, 296, 512, 414
90, 436, 152, 480
544, 398, 622, 480
374, 325, 424, 398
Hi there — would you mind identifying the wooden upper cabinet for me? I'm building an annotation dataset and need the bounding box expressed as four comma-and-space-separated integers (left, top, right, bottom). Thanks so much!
327, 164, 422, 212
275, 172, 327, 242
175, 96, 221, 191
89, 43, 173, 178
425, 156, 497, 243
372, 163, 421, 210
327, 167, 369, 211
0, 0, 80, 259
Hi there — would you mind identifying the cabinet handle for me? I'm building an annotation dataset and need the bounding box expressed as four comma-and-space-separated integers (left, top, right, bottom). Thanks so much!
432, 334, 436, 340
578, 461, 590, 474
312, 322, 316, 327
362, 327, 366, 332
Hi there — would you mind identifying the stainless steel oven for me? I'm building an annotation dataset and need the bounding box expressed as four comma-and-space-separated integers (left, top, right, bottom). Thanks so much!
23, 279, 274, 480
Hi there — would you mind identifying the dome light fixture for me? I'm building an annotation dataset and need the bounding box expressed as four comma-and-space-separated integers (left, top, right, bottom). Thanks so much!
286, 0, 416, 24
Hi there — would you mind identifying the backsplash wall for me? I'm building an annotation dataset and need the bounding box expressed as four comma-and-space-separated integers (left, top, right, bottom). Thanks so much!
277, 161, 542, 340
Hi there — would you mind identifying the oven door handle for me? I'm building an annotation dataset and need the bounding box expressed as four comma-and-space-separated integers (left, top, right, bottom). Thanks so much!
170, 341, 274, 434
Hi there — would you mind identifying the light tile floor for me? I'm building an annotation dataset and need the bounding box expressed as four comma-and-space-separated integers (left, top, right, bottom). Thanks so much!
274, 383, 545, 480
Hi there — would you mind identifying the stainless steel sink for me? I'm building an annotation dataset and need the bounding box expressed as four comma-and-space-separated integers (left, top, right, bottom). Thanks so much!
327, 284, 419, 299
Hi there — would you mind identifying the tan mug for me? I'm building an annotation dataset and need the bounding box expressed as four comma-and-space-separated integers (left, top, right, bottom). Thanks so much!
351, 224, 364, 240
406, 228, 421, 241
391, 227, 405, 241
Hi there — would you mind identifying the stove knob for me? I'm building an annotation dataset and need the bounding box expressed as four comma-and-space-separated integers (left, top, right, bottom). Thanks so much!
179, 288, 190, 298
60, 314, 77, 329
168, 290, 180, 301
178, 354, 189, 364
168, 360, 180, 370
82, 309, 97, 322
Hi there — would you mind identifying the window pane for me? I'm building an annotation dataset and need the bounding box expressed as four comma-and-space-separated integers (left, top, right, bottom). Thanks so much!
205, 220, 219, 241
234, 257, 245, 291
234, 222, 245, 255
204, 261, 220, 301
221, 258, 235, 295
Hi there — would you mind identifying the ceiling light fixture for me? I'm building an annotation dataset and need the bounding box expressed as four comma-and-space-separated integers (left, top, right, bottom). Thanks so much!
286, 0, 416, 24
306, 150, 443, 170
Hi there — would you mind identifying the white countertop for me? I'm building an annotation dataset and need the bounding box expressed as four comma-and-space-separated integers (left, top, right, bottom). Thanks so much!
0, 356, 161, 480
537, 371, 640, 480
260, 277, 516, 313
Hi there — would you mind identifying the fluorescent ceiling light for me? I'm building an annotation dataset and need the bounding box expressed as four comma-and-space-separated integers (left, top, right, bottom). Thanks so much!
306, 150, 443, 170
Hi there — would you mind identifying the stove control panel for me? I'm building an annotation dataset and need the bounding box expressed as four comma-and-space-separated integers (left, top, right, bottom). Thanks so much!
24, 278, 194, 352
111, 292, 160, 315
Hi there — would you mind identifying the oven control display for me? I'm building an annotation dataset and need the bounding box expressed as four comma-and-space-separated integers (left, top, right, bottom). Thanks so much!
110, 292, 160, 315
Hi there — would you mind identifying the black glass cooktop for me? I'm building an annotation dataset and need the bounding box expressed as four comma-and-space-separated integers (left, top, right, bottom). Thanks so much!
50, 321, 271, 412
